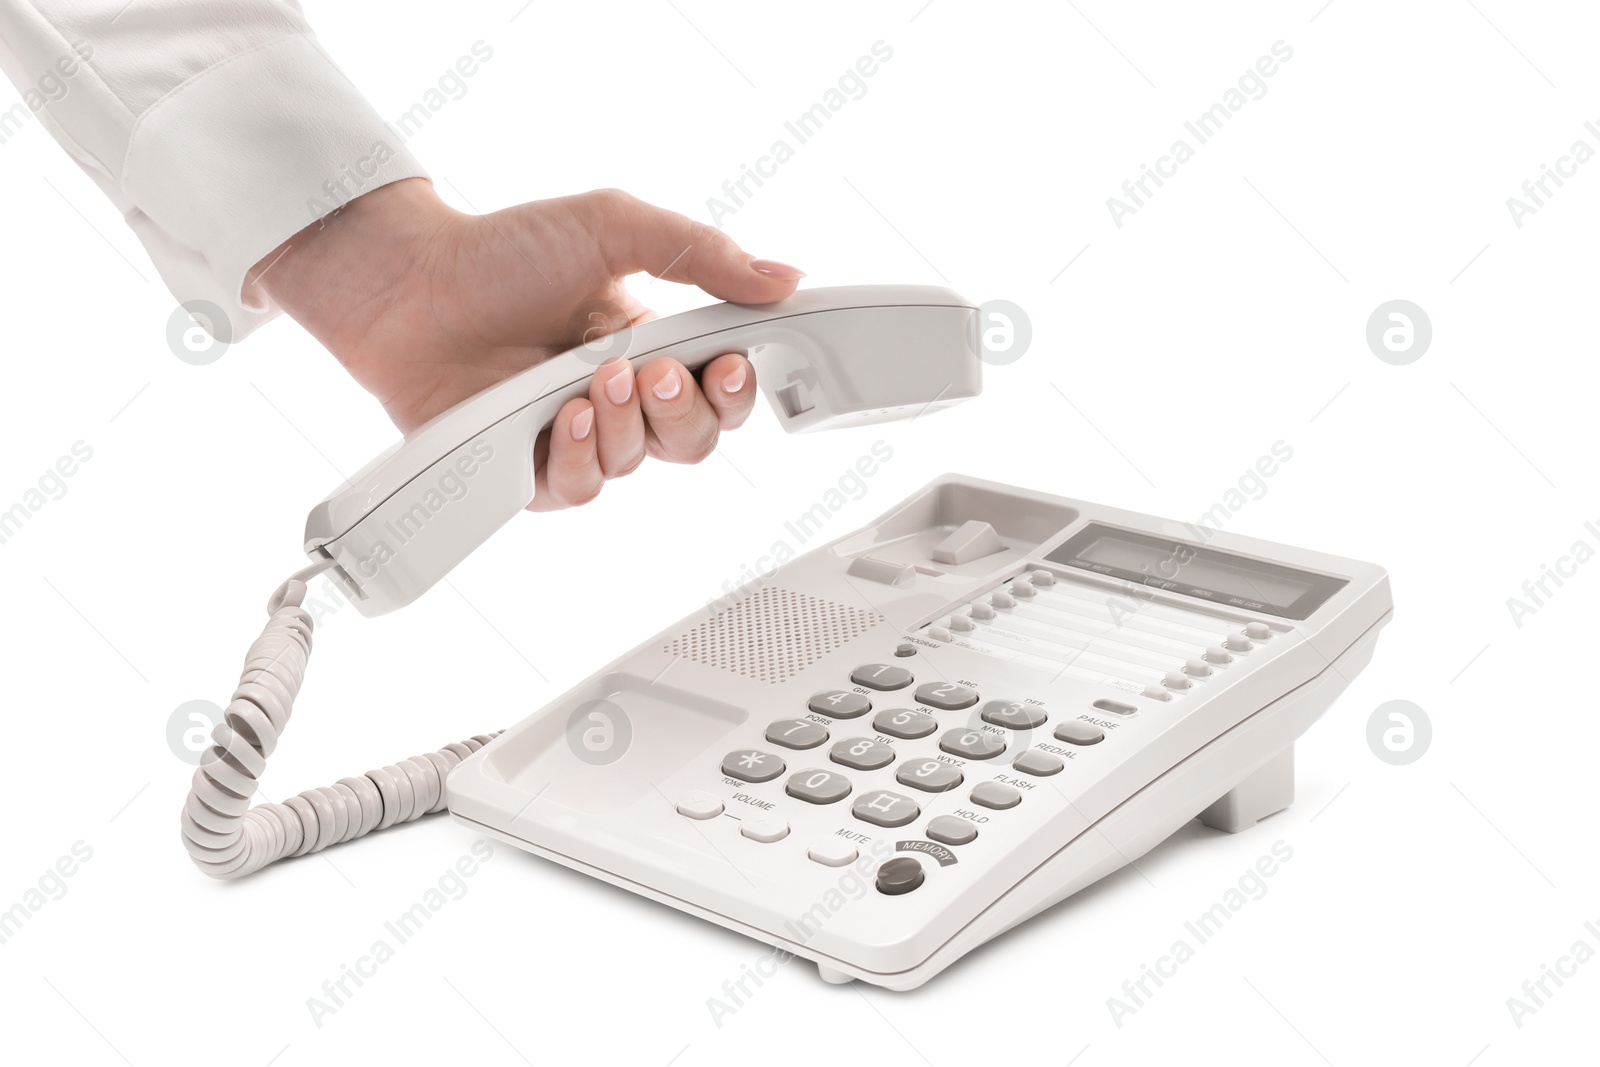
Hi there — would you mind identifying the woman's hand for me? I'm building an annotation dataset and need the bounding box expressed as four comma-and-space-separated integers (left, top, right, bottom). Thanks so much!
250, 178, 804, 510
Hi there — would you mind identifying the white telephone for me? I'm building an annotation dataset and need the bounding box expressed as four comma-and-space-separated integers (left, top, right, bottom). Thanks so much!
182, 285, 1391, 991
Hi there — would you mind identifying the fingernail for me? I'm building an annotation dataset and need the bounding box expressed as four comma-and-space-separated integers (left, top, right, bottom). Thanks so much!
571, 407, 594, 441
722, 362, 748, 393
652, 367, 682, 401
749, 258, 806, 280
605, 365, 633, 405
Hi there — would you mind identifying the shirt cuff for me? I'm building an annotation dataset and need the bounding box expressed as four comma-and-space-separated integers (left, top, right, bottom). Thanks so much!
120, 33, 427, 342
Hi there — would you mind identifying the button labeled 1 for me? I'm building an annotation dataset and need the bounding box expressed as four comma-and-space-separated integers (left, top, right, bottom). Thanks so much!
850, 663, 913, 690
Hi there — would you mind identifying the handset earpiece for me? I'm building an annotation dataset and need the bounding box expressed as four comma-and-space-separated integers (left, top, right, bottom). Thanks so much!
303, 284, 981, 617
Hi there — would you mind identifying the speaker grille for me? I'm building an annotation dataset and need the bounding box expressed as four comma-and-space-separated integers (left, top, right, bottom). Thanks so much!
665, 586, 882, 684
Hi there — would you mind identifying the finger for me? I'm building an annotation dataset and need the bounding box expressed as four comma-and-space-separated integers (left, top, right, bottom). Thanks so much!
698, 352, 757, 430
636, 357, 722, 464
590, 357, 646, 478
532, 398, 602, 511
575, 189, 805, 303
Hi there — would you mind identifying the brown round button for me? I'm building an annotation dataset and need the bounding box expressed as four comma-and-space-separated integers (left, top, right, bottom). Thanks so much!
876, 857, 925, 895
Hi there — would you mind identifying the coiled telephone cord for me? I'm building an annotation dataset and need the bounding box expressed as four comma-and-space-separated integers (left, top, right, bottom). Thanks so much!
179, 561, 500, 878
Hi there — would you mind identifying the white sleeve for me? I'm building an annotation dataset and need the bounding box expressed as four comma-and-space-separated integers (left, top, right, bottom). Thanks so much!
0, 1, 428, 341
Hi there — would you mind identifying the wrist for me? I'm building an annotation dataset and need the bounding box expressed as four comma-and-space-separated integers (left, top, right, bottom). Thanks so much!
250, 177, 459, 354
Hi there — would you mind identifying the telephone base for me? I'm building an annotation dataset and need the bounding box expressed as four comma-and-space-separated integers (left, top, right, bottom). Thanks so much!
1198, 746, 1295, 833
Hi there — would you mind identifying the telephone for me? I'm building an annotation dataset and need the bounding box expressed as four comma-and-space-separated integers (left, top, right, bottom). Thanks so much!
181, 285, 1391, 991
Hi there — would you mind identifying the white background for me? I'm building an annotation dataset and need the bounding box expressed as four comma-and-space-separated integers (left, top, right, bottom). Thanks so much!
1, 1, 1596, 1064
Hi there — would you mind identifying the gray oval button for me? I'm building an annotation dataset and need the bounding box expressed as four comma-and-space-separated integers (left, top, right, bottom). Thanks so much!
830, 737, 896, 771
786, 768, 853, 805
853, 790, 921, 827
808, 690, 872, 719
873, 708, 938, 739
980, 700, 1047, 730
969, 781, 1021, 810
916, 682, 979, 711
849, 663, 914, 690
1012, 749, 1064, 776
926, 815, 978, 846
721, 749, 786, 782
939, 728, 1007, 760
896, 759, 964, 793
766, 718, 829, 749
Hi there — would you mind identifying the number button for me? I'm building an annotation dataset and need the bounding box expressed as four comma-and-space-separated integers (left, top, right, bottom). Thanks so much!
830, 738, 896, 771
895, 759, 964, 793
939, 728, 1007, 760
720, 749, 786, 783
806, 691, 872, 719
914, 681, 979, 711
849, 663, 914, 691
980, 700, 1047, 729
852, 790, 921, 827
785, 769, 853, 805
765, 718, 829, 750
872, 708, 938, 740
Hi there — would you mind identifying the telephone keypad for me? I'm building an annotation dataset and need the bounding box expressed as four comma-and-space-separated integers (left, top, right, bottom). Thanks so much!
702, 659, 1139, 884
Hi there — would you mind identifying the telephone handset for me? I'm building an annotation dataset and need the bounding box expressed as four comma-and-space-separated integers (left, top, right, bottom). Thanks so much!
303, 285, 981, 616
181, 286, 982, 878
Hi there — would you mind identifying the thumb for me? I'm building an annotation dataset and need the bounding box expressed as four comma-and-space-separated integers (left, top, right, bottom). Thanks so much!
581, 189, 804, 304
